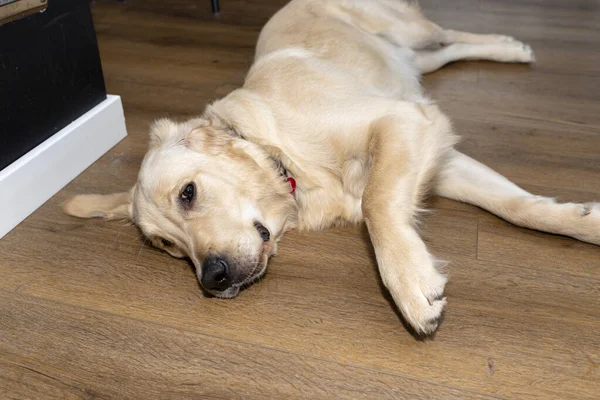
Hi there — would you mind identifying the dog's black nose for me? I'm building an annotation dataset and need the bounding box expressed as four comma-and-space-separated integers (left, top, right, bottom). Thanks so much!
201, 256, 232, 291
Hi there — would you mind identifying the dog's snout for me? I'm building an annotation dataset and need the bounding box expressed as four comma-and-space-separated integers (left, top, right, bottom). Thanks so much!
201, 256, 232, 291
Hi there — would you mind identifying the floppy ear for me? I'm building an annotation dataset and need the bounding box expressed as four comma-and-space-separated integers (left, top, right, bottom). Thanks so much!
63, 189, 133, 220
148, 118, 176, 148
149, 117, 210, 148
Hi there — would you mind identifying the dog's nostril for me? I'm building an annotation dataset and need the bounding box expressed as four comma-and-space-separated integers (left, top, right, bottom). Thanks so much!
214, 272, 227, 283
254, 222, 270, 242
201, 256, 231, 291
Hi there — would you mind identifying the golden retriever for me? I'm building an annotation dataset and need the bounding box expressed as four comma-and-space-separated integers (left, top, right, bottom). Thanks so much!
64, 0, 600, 335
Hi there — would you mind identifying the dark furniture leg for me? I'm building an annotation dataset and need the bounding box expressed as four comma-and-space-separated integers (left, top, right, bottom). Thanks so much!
211, 0, 220, 14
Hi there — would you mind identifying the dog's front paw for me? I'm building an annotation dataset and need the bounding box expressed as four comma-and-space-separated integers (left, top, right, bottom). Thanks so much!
395, 267, 448, 335
401, 294, 447, 335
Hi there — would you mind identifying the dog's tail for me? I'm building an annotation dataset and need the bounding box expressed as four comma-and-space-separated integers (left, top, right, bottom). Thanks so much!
435, 149, 600, 245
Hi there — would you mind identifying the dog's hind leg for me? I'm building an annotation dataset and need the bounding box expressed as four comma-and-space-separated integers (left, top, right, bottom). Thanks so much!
441, 29, 521, 45
415, 42, 535, 74
333, 0, 448, 49
436, 150, 600, 246
338, 1, 530, 51
362, 105, 457, 335
336, 2, 534, 73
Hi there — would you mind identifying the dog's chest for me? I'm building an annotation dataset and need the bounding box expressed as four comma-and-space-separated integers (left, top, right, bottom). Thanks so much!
341, 157, 370, 203
295, 157, 369, 231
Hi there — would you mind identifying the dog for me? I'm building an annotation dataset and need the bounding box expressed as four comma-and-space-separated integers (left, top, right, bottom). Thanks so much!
64, 0, 600, 335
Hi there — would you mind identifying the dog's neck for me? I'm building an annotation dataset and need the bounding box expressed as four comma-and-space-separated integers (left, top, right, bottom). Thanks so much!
276, 162, 297, 195
203, 89, 299, 194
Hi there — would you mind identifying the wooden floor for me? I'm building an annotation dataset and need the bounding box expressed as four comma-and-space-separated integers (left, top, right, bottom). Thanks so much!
2, 0, 600, 398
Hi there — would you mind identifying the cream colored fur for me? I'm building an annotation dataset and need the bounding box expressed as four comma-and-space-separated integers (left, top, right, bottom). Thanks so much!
64, 0, 600, 335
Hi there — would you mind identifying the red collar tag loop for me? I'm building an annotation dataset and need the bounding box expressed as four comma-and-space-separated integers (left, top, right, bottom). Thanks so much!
286, 177, 296, 194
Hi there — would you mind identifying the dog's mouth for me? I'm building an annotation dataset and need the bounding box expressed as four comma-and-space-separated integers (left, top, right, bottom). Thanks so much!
209, 285, 241, 299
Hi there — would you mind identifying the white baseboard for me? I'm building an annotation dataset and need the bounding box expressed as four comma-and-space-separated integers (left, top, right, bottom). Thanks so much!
0, 95, 127, 239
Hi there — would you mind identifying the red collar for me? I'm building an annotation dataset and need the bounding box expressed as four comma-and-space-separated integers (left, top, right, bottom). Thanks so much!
286, 177, 296, 194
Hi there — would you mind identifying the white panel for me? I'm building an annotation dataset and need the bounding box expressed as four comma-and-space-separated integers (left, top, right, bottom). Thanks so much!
0, 95, 127, 238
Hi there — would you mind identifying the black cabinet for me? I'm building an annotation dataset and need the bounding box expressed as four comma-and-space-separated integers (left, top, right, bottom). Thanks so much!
0, 0, 107, 171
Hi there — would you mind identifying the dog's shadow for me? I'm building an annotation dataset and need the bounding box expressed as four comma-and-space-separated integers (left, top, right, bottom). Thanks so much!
359, 224, 442, 341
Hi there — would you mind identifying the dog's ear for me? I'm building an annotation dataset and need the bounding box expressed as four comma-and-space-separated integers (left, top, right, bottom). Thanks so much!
63, 189, 133, 221
148, 118, 178, 148
149, 118, 210, 148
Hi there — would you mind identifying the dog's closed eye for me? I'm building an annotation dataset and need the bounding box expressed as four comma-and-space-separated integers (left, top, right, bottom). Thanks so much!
161, 238, 174, 247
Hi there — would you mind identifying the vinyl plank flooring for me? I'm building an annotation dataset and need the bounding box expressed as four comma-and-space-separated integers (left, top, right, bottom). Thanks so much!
1, 291, 486, 400
477, 213, 600, 278
1, 229, 599, 398
0, 359, 87, 400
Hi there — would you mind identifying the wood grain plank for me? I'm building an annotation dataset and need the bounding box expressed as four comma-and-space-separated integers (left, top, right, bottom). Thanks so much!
1, 222, 599, 398
0, 359, 87, 400
477, 213, 600, 278
0, 291, 488, 400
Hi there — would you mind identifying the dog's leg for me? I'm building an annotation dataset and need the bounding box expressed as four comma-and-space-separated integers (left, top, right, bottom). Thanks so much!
362, 110, 455, 335
442, 29, 520, 45
349, 8, 535, 74
339, 1, 532, 54
415, 42, 535, 74
334, 1, 448, 49
436, 150, 600, 246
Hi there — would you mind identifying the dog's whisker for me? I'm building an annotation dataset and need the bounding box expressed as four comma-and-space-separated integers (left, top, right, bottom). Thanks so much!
134, 237, 149, 263
130, 232, 146, 244
111, 228, 124, 248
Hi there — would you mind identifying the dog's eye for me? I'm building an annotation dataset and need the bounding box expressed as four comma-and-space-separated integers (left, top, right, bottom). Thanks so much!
161, 238, 173, 247
254, 222, 271, 242
180, 183, 195, 207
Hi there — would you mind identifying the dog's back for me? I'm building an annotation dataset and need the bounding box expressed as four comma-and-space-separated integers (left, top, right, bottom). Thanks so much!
254, 0, 428, 101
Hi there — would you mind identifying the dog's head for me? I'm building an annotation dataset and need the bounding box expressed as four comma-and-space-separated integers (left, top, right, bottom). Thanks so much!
64, 117, 297, 298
